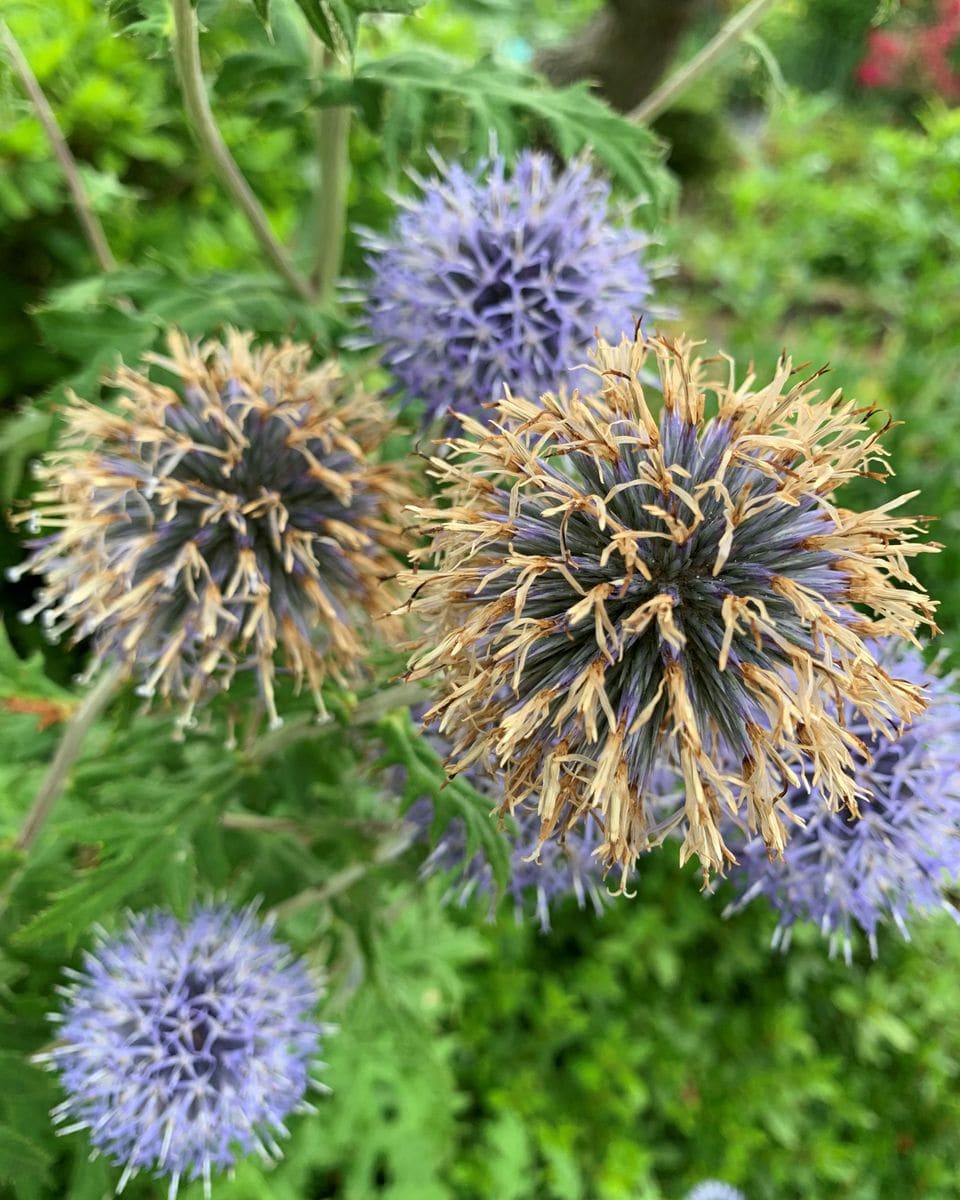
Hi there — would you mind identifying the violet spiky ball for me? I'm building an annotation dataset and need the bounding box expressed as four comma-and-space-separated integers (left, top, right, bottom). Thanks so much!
14, 332, 412, 728
403, 717, 678, 928
728, 641, 960, 963
685, 1184, 746, 1200
405, 330, 938, 881
38, 904, 328, 1199
360, 149, 655, 428
409, 794, 611, 932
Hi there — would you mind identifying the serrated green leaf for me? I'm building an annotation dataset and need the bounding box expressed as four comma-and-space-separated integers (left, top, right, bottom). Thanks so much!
0, 1126, 51, 1191
106, 0, 170, 43
0, 407, 53, 505
311, 51, 676, 214
0, 622, 72, 702
294, 0, 358, 61
375, 708, 512, 892
14, 836, 175, 948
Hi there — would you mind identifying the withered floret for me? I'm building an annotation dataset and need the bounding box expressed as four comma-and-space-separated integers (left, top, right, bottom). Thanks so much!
15, 331, 412, 728
404, 329, 938, 882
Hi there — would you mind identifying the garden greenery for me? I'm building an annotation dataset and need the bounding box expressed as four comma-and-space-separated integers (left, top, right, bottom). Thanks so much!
2, 2, 960, 1198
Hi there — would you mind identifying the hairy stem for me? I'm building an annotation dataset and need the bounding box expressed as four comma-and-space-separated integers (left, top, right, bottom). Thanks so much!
0, 20, 117, 273
170, 0, 315, 302
271, 825, 418, 920
312, 44, 351, 299
630, 0, 782, 125
15, 664, 126, 854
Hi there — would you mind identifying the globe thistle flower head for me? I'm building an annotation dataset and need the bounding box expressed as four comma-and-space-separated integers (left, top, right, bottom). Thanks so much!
407, 794, 612, 932
38, 904, 328, 1199
14, 332, 411, 729
727, 641, 960, 963
684, 1184, 746, 1200
360, 148, 655, 429
404, 329, 937, 883
394, 706, 625, 928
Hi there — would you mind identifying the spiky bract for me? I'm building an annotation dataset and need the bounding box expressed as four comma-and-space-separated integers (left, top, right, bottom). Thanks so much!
727, 642, 960, 962
404, 330, 937, 881
15, 332, 411, 727
360, 148, 654, 429
39, 904, 327, 1199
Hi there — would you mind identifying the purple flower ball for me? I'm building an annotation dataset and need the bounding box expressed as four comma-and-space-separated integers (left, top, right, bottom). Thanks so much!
408, 794, 610, 932
360, 148, 656, 429
685, 1184, 746, 1200
727, 642, 960, 962
38, 904, 329, 1199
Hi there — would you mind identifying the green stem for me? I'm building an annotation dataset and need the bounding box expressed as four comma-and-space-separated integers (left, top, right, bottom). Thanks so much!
14, 663, 126, 854
170, 0, 315, 303
271, 825, 417, 920
629, 0, 782, 126
311, 44, 351, 300
0, 20, 117, 273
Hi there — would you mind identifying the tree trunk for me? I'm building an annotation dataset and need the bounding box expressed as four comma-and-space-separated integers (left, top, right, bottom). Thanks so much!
535, 0, 717, 114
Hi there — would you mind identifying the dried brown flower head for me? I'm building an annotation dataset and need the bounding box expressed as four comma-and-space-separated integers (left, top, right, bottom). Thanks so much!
404, 330, 939, 883
14, 331, 412, 728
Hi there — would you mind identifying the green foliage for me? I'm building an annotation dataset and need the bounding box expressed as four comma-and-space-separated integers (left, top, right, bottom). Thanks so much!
448, 869, 960, 1199
376, 706, 511, 890
252, 0, 427, 62
311, 51, 676, 209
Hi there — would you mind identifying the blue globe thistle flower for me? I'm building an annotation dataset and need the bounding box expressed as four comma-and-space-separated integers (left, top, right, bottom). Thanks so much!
400, 715, 680, 926
37, 904, 329, 1199
684, 1184, 746, 1200
404, 329, 937, 884
407, 795, 611, 932
360, 148, 655, 428
726, 641, 960, 963
12, 331, 412, 730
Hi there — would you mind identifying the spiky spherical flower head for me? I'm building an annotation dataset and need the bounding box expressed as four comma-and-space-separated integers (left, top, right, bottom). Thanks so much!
359, 148, 654, 429
38, 904, 328, 1199
727, 641, 960, 962
684, 1184, 746, 1200
404, 329, 938, 883
407, 792, 611, 932
14, 332, 412, 728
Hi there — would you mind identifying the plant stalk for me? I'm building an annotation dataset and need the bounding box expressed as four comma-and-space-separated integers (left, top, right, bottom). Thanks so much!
312, 45, 351, 300
629, 0, 782, 126
170, 0, 315, 303
271, 824, 418, 920
0, 20, 117, 273
14, 663, 126, 855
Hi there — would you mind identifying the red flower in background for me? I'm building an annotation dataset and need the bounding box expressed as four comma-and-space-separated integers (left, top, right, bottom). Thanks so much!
856, 1, 960, 100
857, 30, 911, 88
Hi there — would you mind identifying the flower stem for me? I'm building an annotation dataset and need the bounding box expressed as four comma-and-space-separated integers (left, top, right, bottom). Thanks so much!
170, 0, 316, 303
311, 44, 351, 300
629, 0, 782, 126
14, 664, 126, 855
0, 20, 117, 274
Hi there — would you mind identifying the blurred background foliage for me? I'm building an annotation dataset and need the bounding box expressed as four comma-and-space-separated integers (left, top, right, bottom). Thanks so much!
2, 0, 960, 1197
